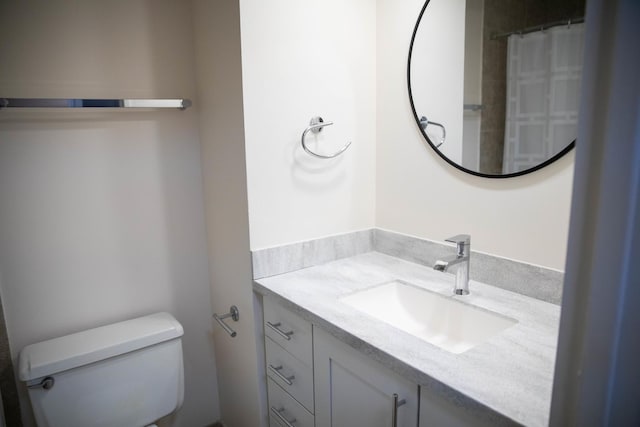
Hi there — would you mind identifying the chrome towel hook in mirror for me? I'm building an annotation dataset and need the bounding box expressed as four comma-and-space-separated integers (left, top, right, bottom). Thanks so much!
301, 116, 352, 159
419, 116, 446, 148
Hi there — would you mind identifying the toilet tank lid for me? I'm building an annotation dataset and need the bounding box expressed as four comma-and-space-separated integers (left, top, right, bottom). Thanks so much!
18, 312, 183, 382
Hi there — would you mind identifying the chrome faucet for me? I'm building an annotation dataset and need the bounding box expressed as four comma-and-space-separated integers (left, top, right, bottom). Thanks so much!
434, 234, 471, 295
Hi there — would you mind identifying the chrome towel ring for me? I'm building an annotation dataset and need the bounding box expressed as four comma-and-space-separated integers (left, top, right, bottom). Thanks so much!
419, 116, 446, 148
301, 116, 352, 159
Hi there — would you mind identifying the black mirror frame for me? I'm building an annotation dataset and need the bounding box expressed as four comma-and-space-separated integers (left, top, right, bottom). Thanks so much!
407, 0, 576, 179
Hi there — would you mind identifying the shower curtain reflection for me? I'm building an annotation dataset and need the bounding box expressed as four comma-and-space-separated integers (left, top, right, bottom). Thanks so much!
503, 24, 585, 174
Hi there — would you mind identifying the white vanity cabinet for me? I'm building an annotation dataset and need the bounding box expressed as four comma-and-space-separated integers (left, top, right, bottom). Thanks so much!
262, 296, 483, 427
263, 298, 315, 427
419, 386, 492, 427
313, 327, 419, 427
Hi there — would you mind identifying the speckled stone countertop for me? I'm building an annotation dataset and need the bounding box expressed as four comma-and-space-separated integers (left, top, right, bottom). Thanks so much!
253, 252, 560, 427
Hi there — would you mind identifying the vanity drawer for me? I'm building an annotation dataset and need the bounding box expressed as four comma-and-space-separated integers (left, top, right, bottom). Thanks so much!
266, 337, 314, 413
268, 378, 314, 427
264, 298, 312, 365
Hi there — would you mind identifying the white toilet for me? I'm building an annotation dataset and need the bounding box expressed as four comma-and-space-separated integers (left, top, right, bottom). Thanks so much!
18, 312, 184, 427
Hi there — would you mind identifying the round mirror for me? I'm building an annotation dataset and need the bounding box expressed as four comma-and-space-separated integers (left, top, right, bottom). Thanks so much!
408, 0, 586, 177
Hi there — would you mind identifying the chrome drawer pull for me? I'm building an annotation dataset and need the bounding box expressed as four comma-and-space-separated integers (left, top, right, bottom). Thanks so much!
392, 393, 407, 427
270, 406, 297, 427
269, 364, 295, 386
266, 321, 294, 341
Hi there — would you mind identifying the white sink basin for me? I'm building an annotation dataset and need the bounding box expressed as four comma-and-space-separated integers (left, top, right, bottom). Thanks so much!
339, 280, 517, 354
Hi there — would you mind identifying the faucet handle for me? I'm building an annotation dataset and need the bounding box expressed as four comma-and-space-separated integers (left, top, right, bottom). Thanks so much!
445, 234, 470, 256
445, 234, 470, 245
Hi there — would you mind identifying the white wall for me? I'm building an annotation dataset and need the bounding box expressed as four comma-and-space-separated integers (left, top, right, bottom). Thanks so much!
240, 0, 377, 250
410, 0, 466, 164
0, 1, 220, 426
239, 0, 572, 267
377, 0, 574, 270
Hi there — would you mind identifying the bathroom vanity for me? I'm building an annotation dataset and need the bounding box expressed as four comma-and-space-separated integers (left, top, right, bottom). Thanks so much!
254, 249, 560, 427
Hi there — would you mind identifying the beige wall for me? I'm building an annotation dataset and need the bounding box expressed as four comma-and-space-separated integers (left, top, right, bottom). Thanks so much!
377, 0, 573, 270
193, 0, 265, 426
0, 1, 220, 426
240, 0, 377, 250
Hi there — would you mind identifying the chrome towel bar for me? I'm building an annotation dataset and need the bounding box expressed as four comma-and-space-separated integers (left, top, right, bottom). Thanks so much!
301, 116, 352, 159
1, 98, 191, 110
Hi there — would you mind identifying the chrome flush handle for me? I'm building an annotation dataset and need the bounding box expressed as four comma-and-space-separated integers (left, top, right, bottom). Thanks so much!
28, 376, 55, 390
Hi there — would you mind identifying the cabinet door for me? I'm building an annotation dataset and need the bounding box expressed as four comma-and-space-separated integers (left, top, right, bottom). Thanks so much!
314, 327, 418, 427
419, 386, 497, 427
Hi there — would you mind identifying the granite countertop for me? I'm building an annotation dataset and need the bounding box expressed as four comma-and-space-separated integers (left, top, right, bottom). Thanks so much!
253, 251, 560, 426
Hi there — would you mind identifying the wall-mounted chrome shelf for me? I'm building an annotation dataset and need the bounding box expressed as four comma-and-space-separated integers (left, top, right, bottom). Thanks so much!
463, 104, 483, 112
0, 98, 192, 110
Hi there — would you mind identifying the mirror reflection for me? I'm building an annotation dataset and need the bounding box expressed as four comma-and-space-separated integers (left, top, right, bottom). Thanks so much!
409, 0, 586, 177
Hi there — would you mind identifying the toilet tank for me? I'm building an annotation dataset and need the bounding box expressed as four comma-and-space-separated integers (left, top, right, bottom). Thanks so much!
18, 312, 184, 427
